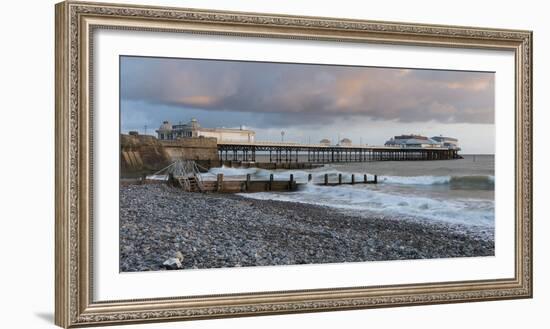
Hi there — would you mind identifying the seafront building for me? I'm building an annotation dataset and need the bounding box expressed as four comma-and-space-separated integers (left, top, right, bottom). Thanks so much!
339, 138, 353, 146
156, 118, 256, 143
431, 135, 460, 150
384, 134, 460, 149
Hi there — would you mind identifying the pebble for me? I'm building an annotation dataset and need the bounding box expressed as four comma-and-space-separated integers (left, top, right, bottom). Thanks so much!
120, 185, 495, 272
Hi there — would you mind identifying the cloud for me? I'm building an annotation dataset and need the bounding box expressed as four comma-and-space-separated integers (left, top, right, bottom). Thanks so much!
120, 56, 495, 126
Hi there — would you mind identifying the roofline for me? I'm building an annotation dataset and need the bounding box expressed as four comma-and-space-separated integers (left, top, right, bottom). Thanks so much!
197, 127, 256, 133
157, 126, 256, 133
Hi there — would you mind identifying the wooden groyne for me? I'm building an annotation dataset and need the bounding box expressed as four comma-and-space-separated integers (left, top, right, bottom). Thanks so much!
170, 172, 377, 193
195, 174, 298, 193
321, 173, 378, 186
134, 160, 377, 193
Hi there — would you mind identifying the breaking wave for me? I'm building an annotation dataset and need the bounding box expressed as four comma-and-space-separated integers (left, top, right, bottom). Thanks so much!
380, 175, 494, 190
205, 167, 494, 189
207, 166, 495, 227
240, 183, 495, 228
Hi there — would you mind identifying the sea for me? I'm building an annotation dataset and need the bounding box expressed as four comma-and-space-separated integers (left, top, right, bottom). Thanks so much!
203, 155, 495, 229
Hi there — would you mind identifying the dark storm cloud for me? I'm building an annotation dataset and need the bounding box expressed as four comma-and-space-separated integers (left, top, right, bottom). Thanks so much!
120, 56, 495, 127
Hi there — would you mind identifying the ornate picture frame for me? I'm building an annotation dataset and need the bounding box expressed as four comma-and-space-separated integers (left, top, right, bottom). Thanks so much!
55, 1, 532, 327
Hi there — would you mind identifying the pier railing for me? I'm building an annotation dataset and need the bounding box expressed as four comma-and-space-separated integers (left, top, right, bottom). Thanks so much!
217, 142, 461, 163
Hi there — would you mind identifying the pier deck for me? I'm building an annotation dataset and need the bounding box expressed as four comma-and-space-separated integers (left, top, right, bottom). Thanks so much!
217, 141, 460, 163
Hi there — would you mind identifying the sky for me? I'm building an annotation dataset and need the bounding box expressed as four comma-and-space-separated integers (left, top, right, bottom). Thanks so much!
120, 56, 495, 154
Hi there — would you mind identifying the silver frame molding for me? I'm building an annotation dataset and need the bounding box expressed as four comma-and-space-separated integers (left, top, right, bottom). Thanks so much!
55, 1, 533, 327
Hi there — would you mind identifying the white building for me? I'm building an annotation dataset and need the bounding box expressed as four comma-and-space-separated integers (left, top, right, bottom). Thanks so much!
319, 138, 331, 146
385, 134, 449, 148
339, 138, 352, 146
156, 118, 256, 143
431, 136, 460, 150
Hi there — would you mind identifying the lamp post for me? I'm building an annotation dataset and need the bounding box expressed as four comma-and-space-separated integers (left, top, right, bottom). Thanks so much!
281, 131, 285, 142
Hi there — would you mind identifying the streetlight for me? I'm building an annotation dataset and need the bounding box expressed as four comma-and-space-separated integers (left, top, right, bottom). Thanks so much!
281, 131, 285, 142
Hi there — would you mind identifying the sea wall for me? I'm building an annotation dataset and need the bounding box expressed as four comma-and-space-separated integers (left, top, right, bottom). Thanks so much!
120, 134, 172, 177
160, 137, 218, 162
120, 134, 220, 177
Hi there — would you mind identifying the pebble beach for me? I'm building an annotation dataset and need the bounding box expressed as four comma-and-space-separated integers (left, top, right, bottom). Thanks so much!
120, 184, 494, 272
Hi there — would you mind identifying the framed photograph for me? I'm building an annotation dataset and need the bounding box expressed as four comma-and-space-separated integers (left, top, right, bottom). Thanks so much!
55, 1, 532, 327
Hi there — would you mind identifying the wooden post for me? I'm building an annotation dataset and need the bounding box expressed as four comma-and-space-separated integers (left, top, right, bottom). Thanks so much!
351, 174, 355, 185
364, 174, 367, 183
269, 174, 273, 191
308, 173, 312, 182
374, 175, 378, 184
324, 173, 328, 186
289, 174, 294, 190
338, 173, 342, 185
216, 173, 223, 192
246, 174, 251, 191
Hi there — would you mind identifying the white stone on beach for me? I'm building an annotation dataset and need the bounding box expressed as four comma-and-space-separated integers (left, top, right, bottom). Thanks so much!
162, 257, 182, 270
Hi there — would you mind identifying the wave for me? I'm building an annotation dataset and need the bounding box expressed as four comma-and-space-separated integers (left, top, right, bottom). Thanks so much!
380, 175, 451, 185
205, 166, 494, 189
206, 166, 259, 177
239, 183, 494, 228
205, 166, 313, 183
380, 175, 494, 189
204, 166, 374, 184
207, 166, 495, 227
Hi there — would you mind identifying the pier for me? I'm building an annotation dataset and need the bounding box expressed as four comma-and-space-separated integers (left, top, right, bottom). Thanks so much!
217, 141, 460, 163
120, 132, 462, 180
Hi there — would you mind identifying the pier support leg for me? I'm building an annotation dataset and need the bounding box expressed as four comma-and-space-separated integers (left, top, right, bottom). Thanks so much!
325, 174, 328, 186
338, 173, 342, 185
